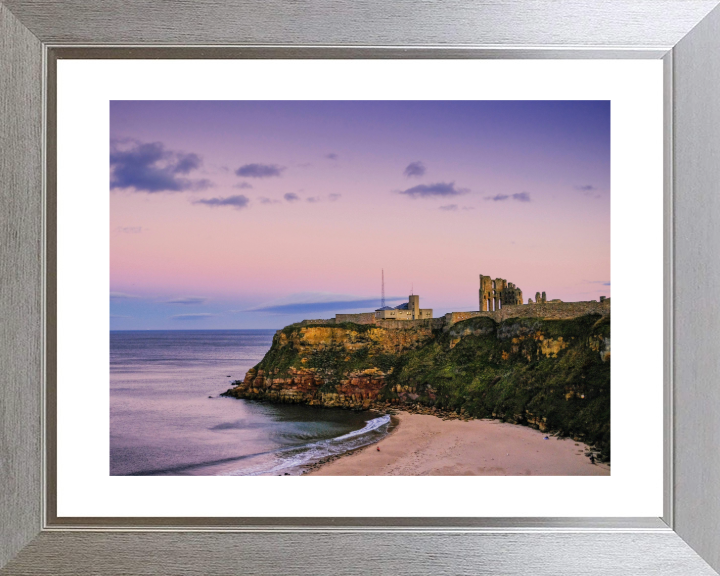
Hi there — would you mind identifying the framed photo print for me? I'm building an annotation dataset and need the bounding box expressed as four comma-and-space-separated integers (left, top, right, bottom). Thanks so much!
2, 1, 720, 574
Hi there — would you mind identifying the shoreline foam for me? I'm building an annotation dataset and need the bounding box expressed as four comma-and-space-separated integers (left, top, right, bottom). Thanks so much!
306, 411, 610, 476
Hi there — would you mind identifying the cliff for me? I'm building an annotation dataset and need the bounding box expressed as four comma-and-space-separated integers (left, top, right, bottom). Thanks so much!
223, 313, 611, 459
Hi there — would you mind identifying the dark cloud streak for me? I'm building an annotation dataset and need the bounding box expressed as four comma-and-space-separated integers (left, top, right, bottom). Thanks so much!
110, 292, 141, 300
171, 313, 216, 320
250, 299, 402, 315
398, 182, 468, 199
165, 297, 208, 305
193, 195, 249, 209
235, 163, 285, 178
485, 192, 531, 202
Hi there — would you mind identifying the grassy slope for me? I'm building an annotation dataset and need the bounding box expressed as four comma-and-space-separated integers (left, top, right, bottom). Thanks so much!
251, 315, 611, 459
387, 315, 610, 460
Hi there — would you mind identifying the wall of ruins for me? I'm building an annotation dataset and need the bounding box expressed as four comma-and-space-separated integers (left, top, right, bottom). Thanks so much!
299, 300, 610, 330
479, 275, 523, 311
299, 312, 379, 326
376, 318, 445, 330
334, 312, 377, 324
445, 299, 610, 326
298, 316, 444, 329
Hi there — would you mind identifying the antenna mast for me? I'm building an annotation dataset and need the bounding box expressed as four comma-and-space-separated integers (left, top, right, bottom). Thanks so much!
381, 269, 385, 308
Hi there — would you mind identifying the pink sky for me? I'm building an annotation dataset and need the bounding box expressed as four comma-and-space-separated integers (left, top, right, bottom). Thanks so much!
110, 101, 610, 329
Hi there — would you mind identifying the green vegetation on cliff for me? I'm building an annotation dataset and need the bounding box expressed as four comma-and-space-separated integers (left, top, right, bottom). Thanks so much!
390, 315, 610, 460
229, 315, 611, 460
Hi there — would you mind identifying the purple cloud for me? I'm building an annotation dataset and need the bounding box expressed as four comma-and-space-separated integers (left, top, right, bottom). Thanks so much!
193, 195, 249, 209
171, 313, 216, 321
404, 161, 426, 178
164, 296, 208, 305
485, 192, 531, 202
398, 182, 468, 199
110, 140, 212, 193
235, 163, 285, 178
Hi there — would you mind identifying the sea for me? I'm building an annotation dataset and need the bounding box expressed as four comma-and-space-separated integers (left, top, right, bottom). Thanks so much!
110, 329, 391, 476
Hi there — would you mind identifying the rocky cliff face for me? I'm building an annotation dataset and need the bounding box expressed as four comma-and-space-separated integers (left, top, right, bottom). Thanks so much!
224, 314, 611, 459
225, 324, 433, 409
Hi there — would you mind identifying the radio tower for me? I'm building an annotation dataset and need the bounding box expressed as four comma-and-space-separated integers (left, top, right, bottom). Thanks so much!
381, 269, 386, 308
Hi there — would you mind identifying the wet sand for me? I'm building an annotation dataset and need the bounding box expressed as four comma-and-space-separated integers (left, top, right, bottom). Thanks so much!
308, 411, 609, 476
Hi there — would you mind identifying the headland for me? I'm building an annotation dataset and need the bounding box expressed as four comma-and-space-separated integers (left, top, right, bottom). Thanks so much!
223, 274, 611, 467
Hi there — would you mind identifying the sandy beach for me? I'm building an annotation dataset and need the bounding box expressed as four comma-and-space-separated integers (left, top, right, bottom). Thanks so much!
307, 411, 610, 476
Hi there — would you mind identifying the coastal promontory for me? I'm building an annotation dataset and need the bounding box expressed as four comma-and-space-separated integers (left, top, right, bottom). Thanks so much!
223, 303, 611, 460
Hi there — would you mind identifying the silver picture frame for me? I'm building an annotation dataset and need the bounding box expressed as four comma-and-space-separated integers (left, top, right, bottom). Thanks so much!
2, 1, 720, 573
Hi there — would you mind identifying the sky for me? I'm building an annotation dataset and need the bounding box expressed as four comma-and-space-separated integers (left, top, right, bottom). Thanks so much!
110, 100, 610, 330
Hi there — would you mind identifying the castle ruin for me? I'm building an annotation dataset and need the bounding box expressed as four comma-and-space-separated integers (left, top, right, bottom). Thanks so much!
479, 275, 523, 311
531, 291, 547, 304
299, 272, 609, 329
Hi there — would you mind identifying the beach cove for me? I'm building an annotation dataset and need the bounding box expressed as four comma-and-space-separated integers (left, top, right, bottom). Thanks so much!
306, 411, 610, 476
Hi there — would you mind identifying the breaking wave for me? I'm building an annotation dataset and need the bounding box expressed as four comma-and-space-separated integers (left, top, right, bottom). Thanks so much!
224, 414, 392, 476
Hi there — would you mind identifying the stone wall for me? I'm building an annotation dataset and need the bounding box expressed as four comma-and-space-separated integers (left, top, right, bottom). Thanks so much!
445, 300, 610, 327
496, 300, 610, 321
299, 318, 336, 326
444, 311, 488, 324
300, 300, 610, 330
376, 318, 445, 330
335, 312, 376, 325
299, 315, 436, 328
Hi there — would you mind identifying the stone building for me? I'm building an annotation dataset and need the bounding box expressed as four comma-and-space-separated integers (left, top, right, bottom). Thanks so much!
479, 275, 523, 311
529, 292, 562, 304
375, 294, 433, 320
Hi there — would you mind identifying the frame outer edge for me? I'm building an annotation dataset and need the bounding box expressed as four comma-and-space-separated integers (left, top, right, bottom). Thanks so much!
672, 3, 720, 574
1, 0, 719, 574
1, 0, 719, 47
1, 531, 719, 576
0, 2, 43, 570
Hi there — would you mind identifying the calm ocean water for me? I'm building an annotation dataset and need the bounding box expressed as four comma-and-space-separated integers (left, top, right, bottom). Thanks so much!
110, 330, 390, 476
